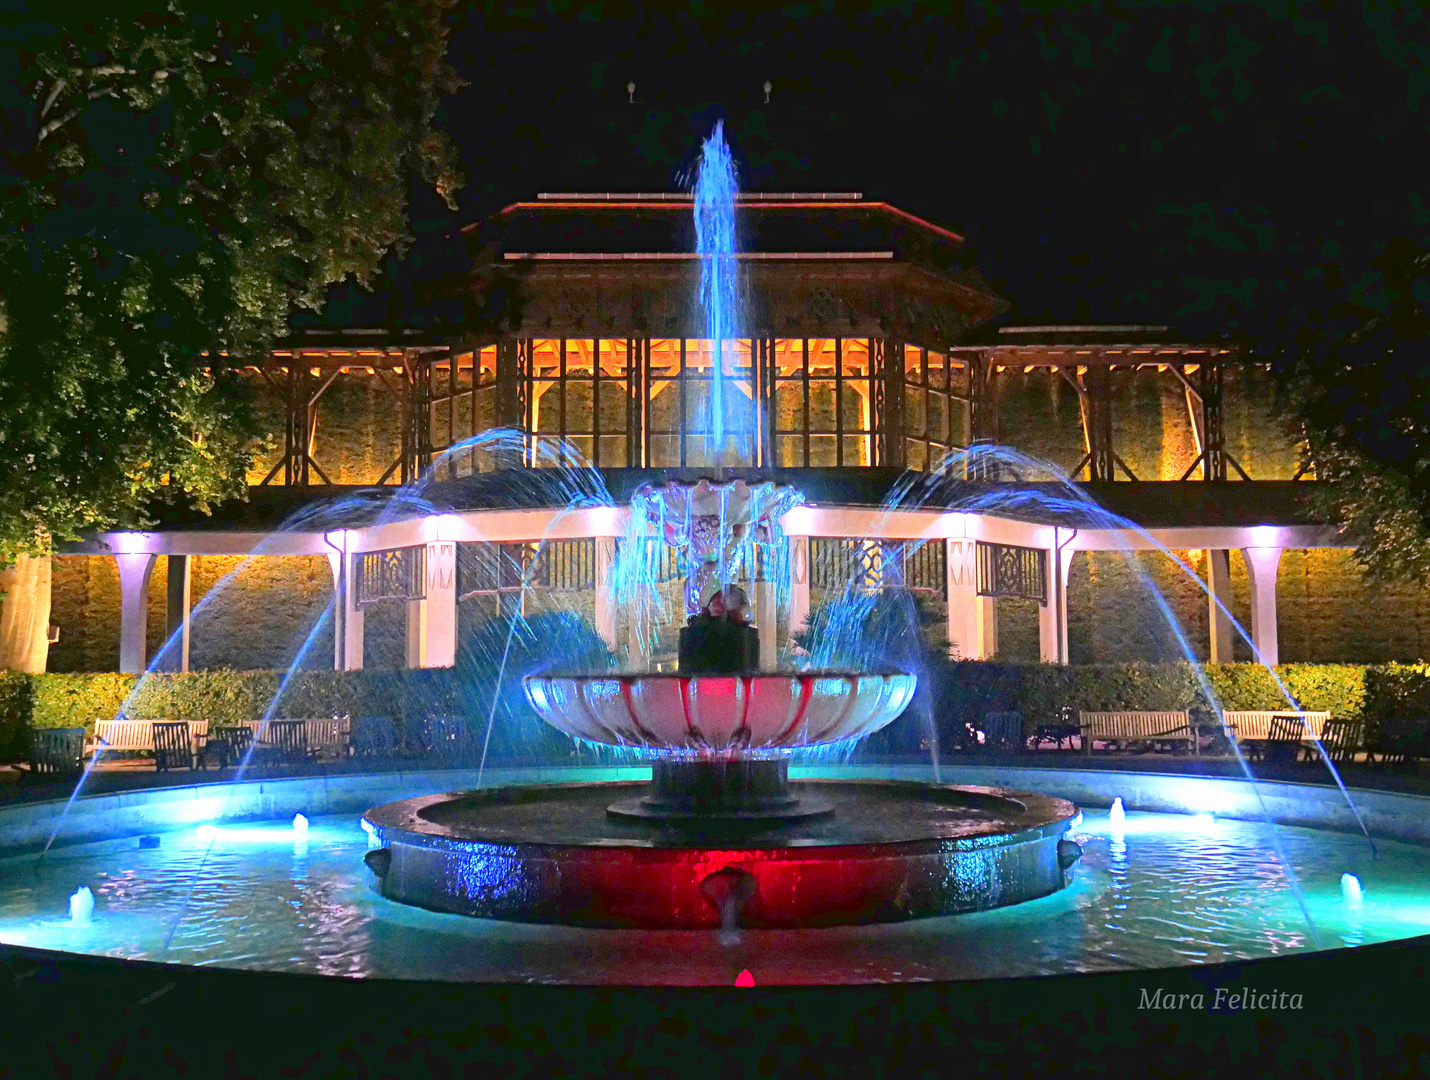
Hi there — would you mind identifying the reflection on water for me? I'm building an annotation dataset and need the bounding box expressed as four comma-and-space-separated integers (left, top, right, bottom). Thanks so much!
1, 810, 1425, 987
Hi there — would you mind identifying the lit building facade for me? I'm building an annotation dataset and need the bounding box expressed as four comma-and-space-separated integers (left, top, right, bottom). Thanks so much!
56, 194, 1388, 676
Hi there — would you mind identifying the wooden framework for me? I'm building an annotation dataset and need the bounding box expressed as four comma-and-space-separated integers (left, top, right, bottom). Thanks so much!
238, 331, 1278, 486
949, 340, 1256, 481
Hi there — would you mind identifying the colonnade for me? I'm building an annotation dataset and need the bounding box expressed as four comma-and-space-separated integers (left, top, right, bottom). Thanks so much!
99, 515, 1322, 675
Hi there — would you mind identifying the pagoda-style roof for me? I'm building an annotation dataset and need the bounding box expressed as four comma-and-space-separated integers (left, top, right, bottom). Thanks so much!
435, 193, 1007, 346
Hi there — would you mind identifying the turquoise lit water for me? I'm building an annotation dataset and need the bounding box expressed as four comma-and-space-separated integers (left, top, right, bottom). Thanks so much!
1, 809, 1425, 986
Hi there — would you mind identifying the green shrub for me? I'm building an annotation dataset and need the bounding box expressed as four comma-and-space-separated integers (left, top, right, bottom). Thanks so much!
1362, 663, 1430, 745
0, 672, 34, 755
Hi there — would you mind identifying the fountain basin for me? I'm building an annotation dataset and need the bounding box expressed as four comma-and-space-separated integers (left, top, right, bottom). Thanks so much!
361, 780, 1078, 928
523, 671, 917, 753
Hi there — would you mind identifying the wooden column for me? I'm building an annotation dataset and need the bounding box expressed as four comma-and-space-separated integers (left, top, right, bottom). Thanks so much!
165, 554, 191, 673
968, 353, 999, 479
1084, 365, 1116, 482
495, 337, 525, 467
878, 339, 906, 469
1200, 358, 1227, 482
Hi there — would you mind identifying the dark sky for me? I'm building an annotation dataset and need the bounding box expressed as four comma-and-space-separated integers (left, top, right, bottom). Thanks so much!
352, 3, 1428, 351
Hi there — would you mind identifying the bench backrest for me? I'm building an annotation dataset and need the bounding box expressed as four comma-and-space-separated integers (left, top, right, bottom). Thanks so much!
980, 711, 1023, 739
1079, 711, 1192, 739
30, 728, 85, 773
91, 719, 209, 751
1222, 711, 1331, 741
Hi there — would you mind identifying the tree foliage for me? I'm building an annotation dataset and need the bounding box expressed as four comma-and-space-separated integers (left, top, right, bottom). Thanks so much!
1277, 236, 1430, 584
0, 0, 465, 559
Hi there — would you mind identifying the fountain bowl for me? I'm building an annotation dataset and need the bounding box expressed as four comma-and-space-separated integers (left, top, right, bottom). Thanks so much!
523, 670, 917, 753
362, 780, 1080, 928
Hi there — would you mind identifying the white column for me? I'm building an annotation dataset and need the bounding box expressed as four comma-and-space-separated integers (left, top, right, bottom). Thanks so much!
754, 579, 777, 671
407, 541, 457, 669
1206, 549, 1235, 664
1241, 546, 1283, 667
787, 536, 810, 648
1038, 543, 1075, 665
114, 553, 157, 674
593, 536, 618, 650
946, 539, 995, 660
328, 551, 364, 671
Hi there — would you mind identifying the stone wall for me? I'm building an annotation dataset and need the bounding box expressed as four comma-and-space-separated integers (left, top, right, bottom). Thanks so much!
49, 554, 336, 672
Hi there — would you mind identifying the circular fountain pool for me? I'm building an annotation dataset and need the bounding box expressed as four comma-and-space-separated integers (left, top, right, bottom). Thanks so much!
2, 797, 1425, 985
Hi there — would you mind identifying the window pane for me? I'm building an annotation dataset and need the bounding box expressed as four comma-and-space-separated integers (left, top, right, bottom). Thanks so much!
566, 435, 594, 465
648, 379, 680, 434
683, 438, 714, 469
598, 435, 628, 468
926, 350, 947, 391
774, 379, 805, 432
808, 380, 837, 432
840, 379, 870, 432
905, 345, 925, 386
777, 434, 804, 467
907, 439, 929, 472
564, 380, 593, 434
649, 434, 679, 467
905, 387, 927, 438
597, 379, 626, 434
808, 434, 837, 467
840, 339, 870, 378
842, 435, 871, 467
808, 339, 837, 377
565, 340, 596, 377
530, 381, 560, 433
928, 391, 948, 444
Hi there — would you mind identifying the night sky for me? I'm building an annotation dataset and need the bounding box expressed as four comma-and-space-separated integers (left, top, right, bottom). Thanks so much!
345, 1, 1429, 355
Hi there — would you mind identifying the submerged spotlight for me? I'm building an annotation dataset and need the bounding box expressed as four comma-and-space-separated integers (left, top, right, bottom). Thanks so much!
1109, 798, 1126, 827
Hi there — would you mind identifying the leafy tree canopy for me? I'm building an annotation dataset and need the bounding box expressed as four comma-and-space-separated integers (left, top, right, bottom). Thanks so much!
1277, 236, 1430, 584
0, 0, 465, 561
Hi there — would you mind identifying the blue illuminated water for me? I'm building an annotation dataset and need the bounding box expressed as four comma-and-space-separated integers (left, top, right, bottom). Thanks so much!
693, 120, 742, 462
3, 799, 1425, 986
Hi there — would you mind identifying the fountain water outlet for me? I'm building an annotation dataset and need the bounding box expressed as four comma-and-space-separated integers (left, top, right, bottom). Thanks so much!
702, 867, 758, 944
293, 813, 309, 835
69, 887, 95, 925
1341, 873, 1364, 906
1109, 798, 1126, 826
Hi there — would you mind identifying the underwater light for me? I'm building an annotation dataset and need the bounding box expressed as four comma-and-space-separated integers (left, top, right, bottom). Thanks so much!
1109, 798, 1126, 826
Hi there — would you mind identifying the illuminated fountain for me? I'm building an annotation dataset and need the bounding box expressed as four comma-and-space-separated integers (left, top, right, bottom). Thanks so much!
358, 127, 1083, 929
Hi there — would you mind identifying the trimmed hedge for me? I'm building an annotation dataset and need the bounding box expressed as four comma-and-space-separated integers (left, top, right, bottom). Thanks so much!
0, 660, 1375, 761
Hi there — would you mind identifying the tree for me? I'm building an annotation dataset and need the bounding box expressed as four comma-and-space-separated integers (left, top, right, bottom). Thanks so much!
1278, 236, 1430, 584
0, 0, 465, 669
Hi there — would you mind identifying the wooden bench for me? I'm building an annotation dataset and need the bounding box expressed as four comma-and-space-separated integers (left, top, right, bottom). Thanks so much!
242, 718, 348, 763
1079, 711, 1197, 756
89, 719, 210, 758
1222, 711, 1331, 762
